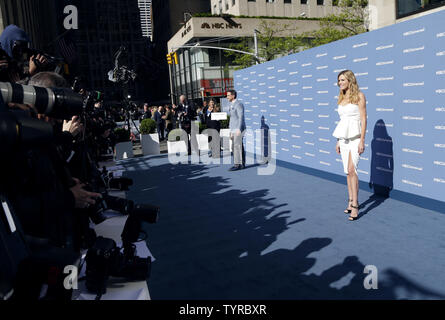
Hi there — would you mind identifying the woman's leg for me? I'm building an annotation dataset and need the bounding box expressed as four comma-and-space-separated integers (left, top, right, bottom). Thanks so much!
346, 174, 353, 210
341, 139, 353, 210
348, 151, 359, 217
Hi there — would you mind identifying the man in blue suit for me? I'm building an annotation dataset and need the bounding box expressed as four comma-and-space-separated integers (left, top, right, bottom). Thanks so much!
227, 89, 246, 171
154, 106, 165, 141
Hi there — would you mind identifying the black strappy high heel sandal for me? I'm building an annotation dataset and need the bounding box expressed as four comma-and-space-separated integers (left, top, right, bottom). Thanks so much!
349, 204, 359, 221
344, 199, 353, 214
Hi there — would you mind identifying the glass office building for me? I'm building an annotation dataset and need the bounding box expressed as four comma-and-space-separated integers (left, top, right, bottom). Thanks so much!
397, 0, 445, 18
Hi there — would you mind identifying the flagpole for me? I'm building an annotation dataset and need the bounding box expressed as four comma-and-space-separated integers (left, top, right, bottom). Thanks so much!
44, 29, 72, 50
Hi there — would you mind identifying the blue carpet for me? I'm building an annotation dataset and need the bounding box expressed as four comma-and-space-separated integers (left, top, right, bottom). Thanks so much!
119, 154, 445, 300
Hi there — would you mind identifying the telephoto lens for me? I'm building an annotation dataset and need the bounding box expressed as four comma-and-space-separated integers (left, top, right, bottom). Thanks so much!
131, 203, 160, 224
107, 177, 133, 191
0, 82, 85, 120
0, 110, 54, 148
112, 248, 151, 281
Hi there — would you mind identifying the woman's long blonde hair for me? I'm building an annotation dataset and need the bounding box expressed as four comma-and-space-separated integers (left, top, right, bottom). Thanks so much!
337, 70, 360, 105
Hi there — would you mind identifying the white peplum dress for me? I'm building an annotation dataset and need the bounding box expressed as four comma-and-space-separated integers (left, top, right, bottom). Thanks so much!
332, 103, 362, 175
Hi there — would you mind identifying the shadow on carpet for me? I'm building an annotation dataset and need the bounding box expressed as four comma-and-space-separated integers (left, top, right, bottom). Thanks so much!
122, 160, 445, 300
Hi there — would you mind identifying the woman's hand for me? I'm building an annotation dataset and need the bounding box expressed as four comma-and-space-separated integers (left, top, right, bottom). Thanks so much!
358, 140, 365, 155
336, 141, 340, 154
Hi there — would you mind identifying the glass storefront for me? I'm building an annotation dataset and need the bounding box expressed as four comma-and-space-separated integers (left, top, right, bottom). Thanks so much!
397, 0, 445, 18
171, 45, 237, 104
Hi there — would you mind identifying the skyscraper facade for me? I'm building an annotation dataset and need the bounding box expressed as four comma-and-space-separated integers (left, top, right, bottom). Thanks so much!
138, 0, 152, 40
151, 0, 211, 102
55, 0, 153, 101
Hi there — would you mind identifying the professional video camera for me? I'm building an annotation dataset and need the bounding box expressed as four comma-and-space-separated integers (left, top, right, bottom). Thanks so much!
107, 46, 141, 135
108, 46, 137, 85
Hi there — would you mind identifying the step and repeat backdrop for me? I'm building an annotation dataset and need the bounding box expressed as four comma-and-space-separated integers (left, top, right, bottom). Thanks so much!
235, 10, 445, 202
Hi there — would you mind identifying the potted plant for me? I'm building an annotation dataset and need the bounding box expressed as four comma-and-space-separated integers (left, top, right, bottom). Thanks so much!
198, 122, 207, 134
139, 118, 160, 155
220, 115, 230, 129
114, 127, 134, 160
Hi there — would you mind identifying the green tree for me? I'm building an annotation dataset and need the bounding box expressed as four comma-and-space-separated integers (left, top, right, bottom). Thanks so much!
225, 19, 305, 70
225, 0, 368, 68
304, 0, 369, 48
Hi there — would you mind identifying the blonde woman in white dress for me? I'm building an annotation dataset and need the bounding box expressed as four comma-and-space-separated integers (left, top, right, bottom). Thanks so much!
332, 70, 367, 221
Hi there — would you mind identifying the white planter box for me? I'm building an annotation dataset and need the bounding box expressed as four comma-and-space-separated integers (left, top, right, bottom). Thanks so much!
167, 141, 188, 154
115, 141, 134, 160
140, 133, 160, 155
197, 134, 210, 155
219, 129, 232, 152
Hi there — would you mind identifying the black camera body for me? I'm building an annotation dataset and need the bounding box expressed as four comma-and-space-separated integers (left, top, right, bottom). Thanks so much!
0, 48, 11, 73
85, 236, 151, 297
85, 191, 160, 227
25, 48, 63, 71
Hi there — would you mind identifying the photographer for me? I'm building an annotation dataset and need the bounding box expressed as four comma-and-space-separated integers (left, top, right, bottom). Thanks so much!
1, 46, 158, 298
177, 95, 196, 134
164, 105, 173, 137
0, 25, 48, 83
140, 103, 151, 121
3, 72, 101, 251
154, 106, 165, 141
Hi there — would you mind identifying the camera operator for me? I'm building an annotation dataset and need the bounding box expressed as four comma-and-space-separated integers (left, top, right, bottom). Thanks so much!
0, 25, 48, 83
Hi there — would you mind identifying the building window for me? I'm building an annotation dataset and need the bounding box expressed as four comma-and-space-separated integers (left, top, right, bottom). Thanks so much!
248, 0, 255, 1
301, 0, 307, 4
317, 0, 324, 5
397, 0, 445, 19
332, 0, 339, 5
232, 0, 235, 5
266, 0, 275, 3
225, 1, 229, 10
284, 0, 292, 3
